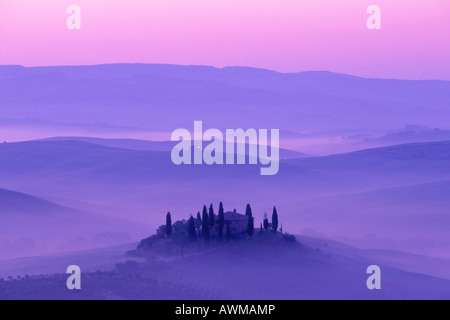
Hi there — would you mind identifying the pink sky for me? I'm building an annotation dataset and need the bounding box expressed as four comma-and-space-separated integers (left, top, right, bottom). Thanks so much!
0, 0, 449, 80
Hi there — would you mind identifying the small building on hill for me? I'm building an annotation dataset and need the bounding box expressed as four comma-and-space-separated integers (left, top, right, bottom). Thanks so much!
222, 211, 251, 234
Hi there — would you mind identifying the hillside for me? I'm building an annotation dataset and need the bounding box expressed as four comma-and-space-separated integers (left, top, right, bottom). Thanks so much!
0, 186, 147, 260
287, 140, 450, 187
0, 234, 449, 300
1, 64, 449, 136
1, 138, 449, 257
0, 187, 71, 215
38, 136, 309, 159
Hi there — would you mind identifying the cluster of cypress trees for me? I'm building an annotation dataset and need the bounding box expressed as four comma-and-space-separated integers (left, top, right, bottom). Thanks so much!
195, 202, 226, 243
164, 203, 280, 243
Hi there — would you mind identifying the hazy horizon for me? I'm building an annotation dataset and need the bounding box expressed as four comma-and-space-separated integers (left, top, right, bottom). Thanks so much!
1, 0, 449, 80
1, 1, 449, 300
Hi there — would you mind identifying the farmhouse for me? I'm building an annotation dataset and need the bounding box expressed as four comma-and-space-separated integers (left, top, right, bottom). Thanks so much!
160, 203, 281, 243
218, 211, 250, 234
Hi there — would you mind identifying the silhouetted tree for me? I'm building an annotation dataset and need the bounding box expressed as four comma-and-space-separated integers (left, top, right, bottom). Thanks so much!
263, 219, 269, 230
156, 224, 166, 237
280, 223, 283, 234
260, 223, 263, 234
272, 206, 279, 233
218, 202, 225, 240
244, 203, 254, 236
233, 208, 237, 213
202, 205, 210, 241
247, 216, 254, 236
195, 211, 202, 230
188, 216, 197, 242
165, 212, 172, 236
171, 220, 188, 259
245, 203, 252, 217
209, 204, 215, 229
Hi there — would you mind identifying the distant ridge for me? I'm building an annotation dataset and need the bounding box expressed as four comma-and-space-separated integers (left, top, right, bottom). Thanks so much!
37, 136, 310, 158
1, 63, 449, 135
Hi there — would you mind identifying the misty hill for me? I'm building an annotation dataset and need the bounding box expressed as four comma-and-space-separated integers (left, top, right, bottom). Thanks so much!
38, 136, 309, 159
0, 234, 449, 300
0, 187, 71, 215
40, 137, 176, 151
0, 185, 147, 260
1, 64, 449, 136
3, 139, 450, 192
1, 139, 450, 257
0, 139, 333, 196
364, 126, 450, 146
295, 179, 450, 255
287, 140, 450, 187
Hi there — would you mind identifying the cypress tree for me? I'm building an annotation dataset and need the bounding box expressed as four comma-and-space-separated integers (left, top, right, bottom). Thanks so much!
218, 202, 225, 240
247, 215, 254, 236
196, 211, 202, 230
209, 204, 215, 229
165, 212, 172, 236
245, 203, 252, 217
188, 216, 197, 242
260, 223, 263, 234
202, 205, 210, 241
245, 203, 254, 236
272, 206, 279, 233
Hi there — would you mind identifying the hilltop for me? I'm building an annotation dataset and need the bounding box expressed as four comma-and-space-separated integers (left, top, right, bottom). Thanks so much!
133, 225, 296, 260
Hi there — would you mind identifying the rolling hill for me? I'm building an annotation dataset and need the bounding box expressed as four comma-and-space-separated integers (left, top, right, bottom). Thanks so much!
0, 234, 449, 300
0, 187, 71, 215
38, 136, 309, 159
1, 64, 449, 136
0, 186, 147, 260
0, 138, 449, 257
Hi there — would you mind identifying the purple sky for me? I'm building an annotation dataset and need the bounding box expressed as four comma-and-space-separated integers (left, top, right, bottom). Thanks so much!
0, 0, 449, 80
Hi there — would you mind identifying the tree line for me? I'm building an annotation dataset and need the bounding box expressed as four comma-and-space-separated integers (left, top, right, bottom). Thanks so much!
164, 203, 280, 244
